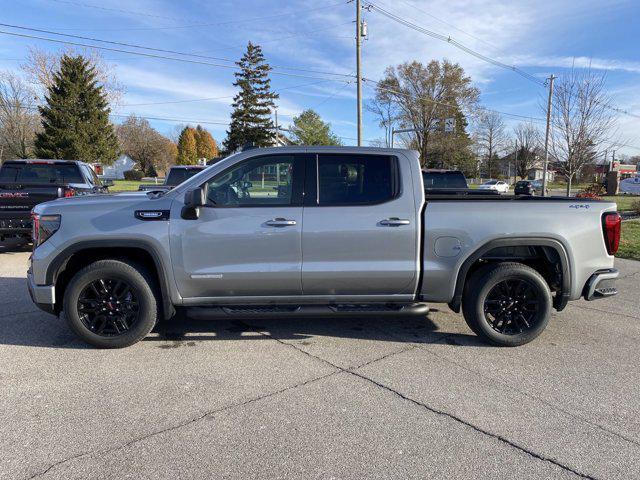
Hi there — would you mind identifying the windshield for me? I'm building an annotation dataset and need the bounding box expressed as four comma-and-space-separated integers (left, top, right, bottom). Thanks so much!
165, 168, 204, 186
0, 162, 83, 184
484, 180, 498, 185
422, 171, 468, 189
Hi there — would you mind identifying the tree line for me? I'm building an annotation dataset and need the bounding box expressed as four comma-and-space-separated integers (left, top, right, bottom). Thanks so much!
0, 43, 628, 190
0, 43, 341, 175
368, 59, 629, 192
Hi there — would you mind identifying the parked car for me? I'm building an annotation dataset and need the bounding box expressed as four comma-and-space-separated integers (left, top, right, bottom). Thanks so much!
422, 169, 499, 196
515, 180, 549, 196
0, 159, 111, 242
28, 147, 620, 349
138, 165, 206, 192
478, 180, 510, 194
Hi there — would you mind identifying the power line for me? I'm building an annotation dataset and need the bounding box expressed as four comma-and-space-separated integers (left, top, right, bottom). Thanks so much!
0, 29, 354, 82
45, 0, 192, 22
110, 114, 229, 126
0, 23, 355, 79
47, 0, 351, 32
188, 22, 355, 56
120, 79, 343, 107
366, 1, 640, 121
364, 1, 545, 86
388, 0, 503, 52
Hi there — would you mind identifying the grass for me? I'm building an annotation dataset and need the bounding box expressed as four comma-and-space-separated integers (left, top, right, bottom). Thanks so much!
601, 195, 640, 212
109, 180, 153, 192
618, 220, 640, 261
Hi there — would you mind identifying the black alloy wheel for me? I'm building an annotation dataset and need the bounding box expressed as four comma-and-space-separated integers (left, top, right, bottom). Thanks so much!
483, 278, 541, 335
461, 262, 552, 347
77, 278, 140, 337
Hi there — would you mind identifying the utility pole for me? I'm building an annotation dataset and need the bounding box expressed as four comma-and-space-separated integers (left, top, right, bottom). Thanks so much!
513, 140, 518, 184
356, 0, 363, 146
611, 149, 616, 171
541, 74, 555, 196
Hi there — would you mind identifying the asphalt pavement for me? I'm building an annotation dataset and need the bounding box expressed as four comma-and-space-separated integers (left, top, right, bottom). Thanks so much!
1, 241, 639, 479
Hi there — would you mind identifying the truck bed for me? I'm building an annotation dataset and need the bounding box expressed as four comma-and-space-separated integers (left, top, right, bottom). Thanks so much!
420, 196, 616, 305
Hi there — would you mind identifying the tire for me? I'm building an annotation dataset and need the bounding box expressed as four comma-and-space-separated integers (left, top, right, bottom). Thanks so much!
63, 259, 159, 348
462, 262, 552, 347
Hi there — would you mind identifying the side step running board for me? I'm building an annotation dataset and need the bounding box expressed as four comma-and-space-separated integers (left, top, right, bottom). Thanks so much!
186, 303, 429, 320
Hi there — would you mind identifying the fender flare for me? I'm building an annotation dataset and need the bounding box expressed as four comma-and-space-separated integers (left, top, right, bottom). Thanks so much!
448, 237, 571, 313
46, 239, 176, 319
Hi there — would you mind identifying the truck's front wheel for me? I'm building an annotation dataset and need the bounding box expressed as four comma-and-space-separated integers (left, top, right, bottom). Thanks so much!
462, 262, 552, 347
63, 259, 158, 348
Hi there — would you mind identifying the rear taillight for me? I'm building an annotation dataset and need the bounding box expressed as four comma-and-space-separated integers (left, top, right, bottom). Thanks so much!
31, 212, 39, 245
63, 187, 75, 197
31, 213, 61, 247
602, 212, 621, 255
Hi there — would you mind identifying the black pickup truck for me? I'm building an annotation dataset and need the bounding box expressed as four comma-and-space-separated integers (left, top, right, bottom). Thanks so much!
0, 159, 110, 242
138, 165, 205, 192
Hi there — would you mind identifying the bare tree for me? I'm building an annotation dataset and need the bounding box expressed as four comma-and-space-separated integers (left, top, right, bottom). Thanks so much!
513, 122, 541, 179
0, 72, 39, 160
551, 68, 617, 195
475, 111, 507, 178
373, 60, 479, 166
366, 94, 398, 147
21, 46, 124, 105
116, 115, 176, 175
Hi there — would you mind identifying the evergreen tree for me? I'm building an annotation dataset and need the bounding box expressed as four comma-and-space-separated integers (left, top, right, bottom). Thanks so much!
224, 42, 278, 152
34, 54, 118, 164
195, 125, 219, 159
289, 109, 342, 146
176, 126, 198, 165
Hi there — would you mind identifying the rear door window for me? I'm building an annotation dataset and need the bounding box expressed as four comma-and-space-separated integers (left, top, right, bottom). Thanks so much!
315, 155, 398, 206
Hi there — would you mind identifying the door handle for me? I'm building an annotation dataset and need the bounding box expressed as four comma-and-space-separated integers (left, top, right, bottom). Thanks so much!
265, 218, 297, 227
379, 217, 411, 227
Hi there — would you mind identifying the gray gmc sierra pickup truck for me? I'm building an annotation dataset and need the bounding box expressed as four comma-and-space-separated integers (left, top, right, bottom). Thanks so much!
27, 147, 621, 348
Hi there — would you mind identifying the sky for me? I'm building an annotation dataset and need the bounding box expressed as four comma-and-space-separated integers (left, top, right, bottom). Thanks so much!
1, 0, 639, 156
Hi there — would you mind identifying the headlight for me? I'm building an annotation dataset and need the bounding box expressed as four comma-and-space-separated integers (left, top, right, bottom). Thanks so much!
32, 213, 61, 247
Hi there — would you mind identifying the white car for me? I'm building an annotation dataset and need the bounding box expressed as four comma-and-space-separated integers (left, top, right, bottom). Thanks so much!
479, 180, 509, 194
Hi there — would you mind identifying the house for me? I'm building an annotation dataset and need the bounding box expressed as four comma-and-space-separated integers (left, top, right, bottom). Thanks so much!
497, 148, 556, 182
99, 155, 136, 180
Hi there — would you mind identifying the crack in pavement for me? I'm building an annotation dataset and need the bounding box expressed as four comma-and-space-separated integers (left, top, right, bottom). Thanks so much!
25, 370, 340, 480
23, 342, 413, 479
256, 328, 599, 480
570, 302, 639, 321
369, 324, 640, 451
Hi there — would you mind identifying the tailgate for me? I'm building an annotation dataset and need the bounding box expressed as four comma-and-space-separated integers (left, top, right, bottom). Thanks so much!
0, 183, 61, 214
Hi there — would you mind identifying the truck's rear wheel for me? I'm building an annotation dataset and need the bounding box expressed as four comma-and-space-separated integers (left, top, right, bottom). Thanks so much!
63, 259, 158, 348
462, 262, 551, 347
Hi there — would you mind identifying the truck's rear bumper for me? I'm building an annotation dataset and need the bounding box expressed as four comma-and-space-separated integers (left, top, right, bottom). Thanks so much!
0, 216, 32, 237
583, 268, 619, 301
27, 270, 56, 315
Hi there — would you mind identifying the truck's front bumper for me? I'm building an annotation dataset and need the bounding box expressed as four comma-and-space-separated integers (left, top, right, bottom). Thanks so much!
27, 270, 56, 315
583, 268, 619, 301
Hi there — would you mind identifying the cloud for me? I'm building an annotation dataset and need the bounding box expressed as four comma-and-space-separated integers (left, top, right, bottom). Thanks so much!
512, 55, 640, 74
